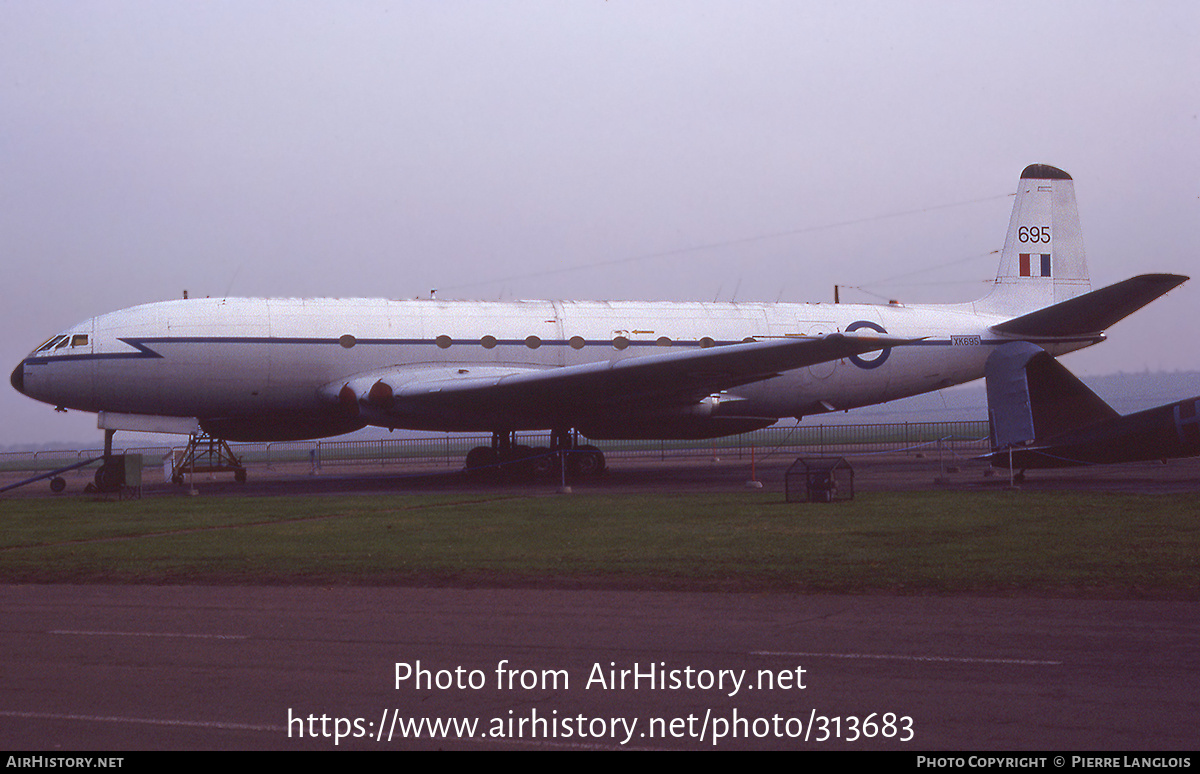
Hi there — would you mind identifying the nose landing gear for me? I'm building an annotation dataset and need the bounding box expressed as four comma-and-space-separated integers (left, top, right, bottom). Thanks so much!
88, 429, 142, 497
91, 429, 124, 493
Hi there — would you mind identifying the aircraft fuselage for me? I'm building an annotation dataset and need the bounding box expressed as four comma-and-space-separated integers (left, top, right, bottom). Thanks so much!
13, 296, 1091, 440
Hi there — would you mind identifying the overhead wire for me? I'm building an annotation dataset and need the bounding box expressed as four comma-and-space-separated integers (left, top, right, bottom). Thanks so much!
438, 192, 1013, 294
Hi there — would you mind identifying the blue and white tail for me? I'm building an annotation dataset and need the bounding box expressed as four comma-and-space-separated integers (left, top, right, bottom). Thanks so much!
975, 164, 1091, 317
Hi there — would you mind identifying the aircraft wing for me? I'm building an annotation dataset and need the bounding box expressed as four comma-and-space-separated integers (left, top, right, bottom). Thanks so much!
328, 332, 910, 428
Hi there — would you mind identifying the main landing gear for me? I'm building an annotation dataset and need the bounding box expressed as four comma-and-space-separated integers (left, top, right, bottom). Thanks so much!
464, 429, 606, 480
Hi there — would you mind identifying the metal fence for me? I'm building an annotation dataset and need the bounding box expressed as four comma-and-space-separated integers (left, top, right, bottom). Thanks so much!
0, 421, 990, 475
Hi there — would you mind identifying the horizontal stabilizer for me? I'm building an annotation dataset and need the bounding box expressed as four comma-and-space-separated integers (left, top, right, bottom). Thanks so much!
991, 274, 1187, 338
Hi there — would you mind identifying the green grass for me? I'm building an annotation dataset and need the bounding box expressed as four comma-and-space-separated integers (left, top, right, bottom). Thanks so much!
2, 491, 1197, 597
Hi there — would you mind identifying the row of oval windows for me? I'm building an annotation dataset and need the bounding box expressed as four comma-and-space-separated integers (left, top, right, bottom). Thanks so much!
338, 334, 756, 351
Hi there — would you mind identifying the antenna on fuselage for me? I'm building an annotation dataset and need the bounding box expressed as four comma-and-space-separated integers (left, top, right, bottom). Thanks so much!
183, 290, 189, 300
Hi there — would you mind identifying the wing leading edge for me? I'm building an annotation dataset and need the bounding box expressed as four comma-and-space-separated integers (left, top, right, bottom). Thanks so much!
323, 331, 911, 432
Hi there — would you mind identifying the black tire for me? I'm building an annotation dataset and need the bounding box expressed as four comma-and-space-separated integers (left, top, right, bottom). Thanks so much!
94, 464, 123, 492
568, 447, 605, 477
530, 447, 555, 477
234, 468, 247, 484
465, 446, 497, 473
580, 445, 606, 474
503, 445, 535, 478
50, 476, 66, 493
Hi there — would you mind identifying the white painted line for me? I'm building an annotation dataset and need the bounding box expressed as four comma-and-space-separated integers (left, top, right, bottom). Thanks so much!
0, 710, 280, 732
751, 650, 1062, 666
0, 711, 650, 749
49, 630, 248, 640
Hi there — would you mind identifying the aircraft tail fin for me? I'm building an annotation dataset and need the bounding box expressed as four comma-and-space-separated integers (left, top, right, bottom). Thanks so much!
975, 164, 1091, 317
985, 341, 1118, 450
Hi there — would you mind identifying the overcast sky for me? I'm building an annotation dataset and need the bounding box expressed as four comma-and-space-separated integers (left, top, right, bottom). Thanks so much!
2, 1, 1197, 447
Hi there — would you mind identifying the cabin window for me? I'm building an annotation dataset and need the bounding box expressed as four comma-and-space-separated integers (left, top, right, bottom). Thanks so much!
612, 336, 629, 351
656, 336, 672, 347
699, 337, 715, 348
481, 335, 497, 349
569, 336, 585, 350
436, 335, 452, 349
70, 334, 88, 348
339, 334, 356, 348
525, 336, 541, 349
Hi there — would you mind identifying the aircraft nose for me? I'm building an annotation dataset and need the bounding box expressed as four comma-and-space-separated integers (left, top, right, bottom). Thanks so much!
10, 361, 25, 395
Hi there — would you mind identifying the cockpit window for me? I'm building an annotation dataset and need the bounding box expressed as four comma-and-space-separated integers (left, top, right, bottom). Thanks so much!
31, 333, 88, 355
35, 335, 68, 353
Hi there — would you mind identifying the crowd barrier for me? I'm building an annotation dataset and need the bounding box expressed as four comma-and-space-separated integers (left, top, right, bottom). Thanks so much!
0, 421, 990, 475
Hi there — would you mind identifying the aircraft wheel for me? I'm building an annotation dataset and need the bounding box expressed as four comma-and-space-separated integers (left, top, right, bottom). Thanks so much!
94, 464, 123, 492
569, 447, 605, 477
465, 446, 497, 475
50, 476, 66, 493
580, 445, 606, 474
530, 447, 555, 477
234, 468, 247, 484
506, 445, 535, 478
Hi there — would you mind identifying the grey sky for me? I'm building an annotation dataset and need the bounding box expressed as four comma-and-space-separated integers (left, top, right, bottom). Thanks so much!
3, 1, 1197, 446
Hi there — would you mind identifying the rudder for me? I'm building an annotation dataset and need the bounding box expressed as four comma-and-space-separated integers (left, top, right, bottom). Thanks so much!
985, 341, 1117, 450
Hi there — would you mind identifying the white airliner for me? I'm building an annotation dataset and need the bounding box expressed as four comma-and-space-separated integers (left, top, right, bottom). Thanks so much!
10, 164, 1186, 480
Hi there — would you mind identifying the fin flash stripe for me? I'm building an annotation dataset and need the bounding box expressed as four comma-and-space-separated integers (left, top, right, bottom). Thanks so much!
1019, 253, 1052, 277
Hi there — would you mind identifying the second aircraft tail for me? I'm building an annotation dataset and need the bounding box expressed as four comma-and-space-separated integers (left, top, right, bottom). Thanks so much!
985, 341, 1200, 469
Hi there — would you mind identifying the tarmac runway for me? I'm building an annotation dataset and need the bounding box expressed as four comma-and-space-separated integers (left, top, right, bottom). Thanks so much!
2, 585, 1197, 750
